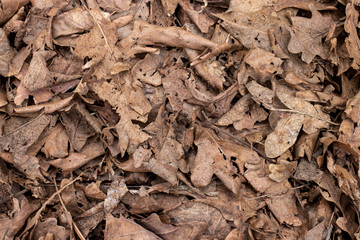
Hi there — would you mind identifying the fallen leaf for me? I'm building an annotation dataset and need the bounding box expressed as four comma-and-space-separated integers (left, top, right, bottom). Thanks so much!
287, 4, 333, 63
191, 126, 240, 194
244, 48, 283, 80
265, 113, 304, 158
344, 3, 360, 70
166, 202, 231, 239
0, 28, 15, 77
105, 214, 162, 240
41, 124, 69, 158
48, 140, 104, 172
33, 218, 70, 240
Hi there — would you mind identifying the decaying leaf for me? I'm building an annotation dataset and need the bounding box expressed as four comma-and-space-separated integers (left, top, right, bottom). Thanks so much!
105, 214, 161, 240
1, 0, 359, 239
0, 28, 15, 77
287, 4, 333, 63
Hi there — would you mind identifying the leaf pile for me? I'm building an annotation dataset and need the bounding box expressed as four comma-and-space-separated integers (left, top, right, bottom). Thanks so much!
1, 0, 360, 239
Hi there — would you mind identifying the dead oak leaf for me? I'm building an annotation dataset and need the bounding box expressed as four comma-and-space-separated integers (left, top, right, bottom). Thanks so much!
191, 126, 240, 194
287, 4, 333, 63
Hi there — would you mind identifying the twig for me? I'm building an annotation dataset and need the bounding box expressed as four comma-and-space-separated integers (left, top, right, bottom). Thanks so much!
53, 178, 86, 240
24, 172, 86, 239
201, 111, 276, 163
1, 110, 45, 138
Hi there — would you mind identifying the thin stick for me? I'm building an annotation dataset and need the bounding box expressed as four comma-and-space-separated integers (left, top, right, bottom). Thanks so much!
1, 111, 45, 138
53, 178, 86, 240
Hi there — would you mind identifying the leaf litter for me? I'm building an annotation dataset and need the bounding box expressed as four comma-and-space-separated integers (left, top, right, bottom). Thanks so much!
1, 0, 360, 239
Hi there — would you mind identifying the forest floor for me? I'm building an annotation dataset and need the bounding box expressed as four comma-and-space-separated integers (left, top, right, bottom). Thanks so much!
1, 0, 360, 239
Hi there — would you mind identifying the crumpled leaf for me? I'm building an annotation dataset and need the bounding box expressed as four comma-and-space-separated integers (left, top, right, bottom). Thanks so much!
140, 213, 208, 240
0, 0, 29, 25
216, 94, 252, 126
344, 90, 360, 123
287, 4, 333, 63
166, 202, 231, 239
104, 177, 128, 213
244, 48, 283, 80
52, 8, 94, 38
0, 28, 15, 77
33, 218, 70, 240
13, 153, 44, 180
22, 51, 56, 91
0, 114, 54, 154
0, 198, 39, 240
344, 3, 360, 70
41, 124, 69, 158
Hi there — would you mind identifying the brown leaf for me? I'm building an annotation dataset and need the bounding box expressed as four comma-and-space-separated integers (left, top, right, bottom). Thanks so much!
33, 218, 70, 240
344, 3, 360, 70
244, 48, 283, 80
265, 113, 304, 158
0, 28, 15, 77
140, 213, 208, 240
131, 51, 165, 86
0, 114, 54, 154
23, 51, 56, 91
274, 0, 338, 11
48, 140, 105, 172
191, 126, 240, 194
13, 153, 44, 180
104, 177, 128, 214
0, 198, 39, 239
0, 0, 29, 25
179, 1, 214, 33
41, 124, 69, 158
52, 8, 94, 38
216, 94, 252, 126
166, 202, 231, 239
105, 214, 162, 240
344, 91, 360, 123
276, 84, 330, 134
287, 4, 333, 63
61, 108, 95, 152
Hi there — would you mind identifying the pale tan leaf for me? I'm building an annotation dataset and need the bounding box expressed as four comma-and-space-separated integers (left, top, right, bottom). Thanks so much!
265, 114, 304, 158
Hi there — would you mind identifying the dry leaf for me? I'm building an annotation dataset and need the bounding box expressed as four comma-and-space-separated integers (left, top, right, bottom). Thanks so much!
48, 140, 105, 172
244, 48, 283, 80
0, 28, 15, 77
287, 4, 333, 63
105, 214, 161, 240
265, 114, 304, 158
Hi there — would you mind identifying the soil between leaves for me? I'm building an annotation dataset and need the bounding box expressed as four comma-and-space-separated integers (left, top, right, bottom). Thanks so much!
1, 0, 360, 239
